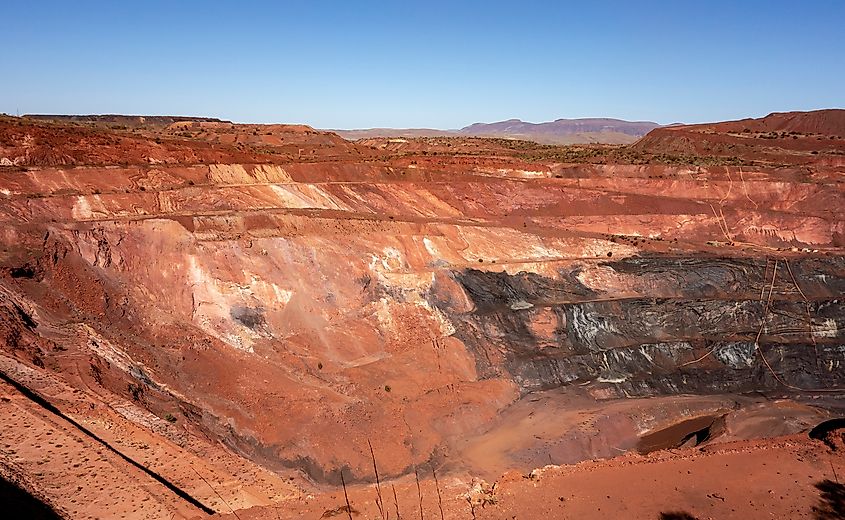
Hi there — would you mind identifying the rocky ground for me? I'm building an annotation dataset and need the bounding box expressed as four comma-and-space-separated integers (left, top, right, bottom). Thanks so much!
0, 111, 843, 518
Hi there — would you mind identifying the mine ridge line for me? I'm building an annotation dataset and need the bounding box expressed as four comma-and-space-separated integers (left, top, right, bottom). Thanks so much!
0, 367, 216, 515
6, 202, 839, 229
9, 180, 844, 211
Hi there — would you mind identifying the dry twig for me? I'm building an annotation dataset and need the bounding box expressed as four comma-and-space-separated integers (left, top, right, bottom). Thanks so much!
432, 466, 445, 520
341, 470, 353, 520
368, 439, 387, 519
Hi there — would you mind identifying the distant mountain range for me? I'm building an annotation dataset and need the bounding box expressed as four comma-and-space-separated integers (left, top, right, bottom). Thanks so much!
332, 118, 661, 145
22, 114, 664, 145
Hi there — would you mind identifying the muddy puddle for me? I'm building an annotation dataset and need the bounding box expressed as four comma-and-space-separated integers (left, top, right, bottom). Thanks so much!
449, 389, 743, 480
636, 414, 722, 454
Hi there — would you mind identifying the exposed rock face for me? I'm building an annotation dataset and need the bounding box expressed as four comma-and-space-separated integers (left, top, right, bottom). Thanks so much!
0, 113, 843, 518
435, 257, 845, 395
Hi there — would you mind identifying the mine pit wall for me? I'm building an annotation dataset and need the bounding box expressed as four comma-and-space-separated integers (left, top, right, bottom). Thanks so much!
1, 161, 844, 485
0, 218, 508, 484
432, 256, 845, 396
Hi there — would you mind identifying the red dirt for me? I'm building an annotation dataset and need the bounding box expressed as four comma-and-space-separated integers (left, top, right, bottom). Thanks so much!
697, 109, 845, 136
219, 433, 845, 520
0, 112, 843, 519
634, 109, 845, 165
0, 116, 375, 167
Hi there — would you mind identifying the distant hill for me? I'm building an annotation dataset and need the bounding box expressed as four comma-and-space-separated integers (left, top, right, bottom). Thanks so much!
331, 128, 453, 140
332, 117, 660, 145
457, 118, 660, 144
681, 109, 845, 136
23, 114, 229, 129
633, 109, 845, 160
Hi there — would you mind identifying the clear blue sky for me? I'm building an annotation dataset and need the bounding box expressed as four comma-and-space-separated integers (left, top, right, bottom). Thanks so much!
2, 1, 843, 128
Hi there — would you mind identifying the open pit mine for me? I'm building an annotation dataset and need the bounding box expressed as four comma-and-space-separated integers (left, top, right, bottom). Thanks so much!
1, 110, 844, 519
